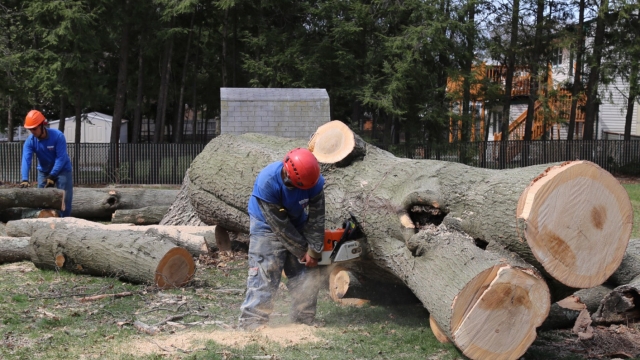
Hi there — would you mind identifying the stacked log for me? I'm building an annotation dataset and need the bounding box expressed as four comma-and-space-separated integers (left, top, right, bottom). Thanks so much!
72, 188, 179, 220
174, 126, 633, 360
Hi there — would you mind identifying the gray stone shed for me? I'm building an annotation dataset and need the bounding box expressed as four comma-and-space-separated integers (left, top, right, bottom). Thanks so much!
220, 88, 330, 139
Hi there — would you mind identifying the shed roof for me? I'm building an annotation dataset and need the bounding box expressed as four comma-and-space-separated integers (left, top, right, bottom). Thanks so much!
221, 88, 329, 101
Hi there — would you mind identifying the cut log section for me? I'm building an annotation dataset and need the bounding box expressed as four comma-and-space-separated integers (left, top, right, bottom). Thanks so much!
72, 188, 179, 220
0, 237, 31, 264
0, 208, 59, 222
516, 161, 633, 288
6, 218, 211, 257
29, 224, 195, 288
430, 316, 451, 344
214, 226, 232, 252
608, 238, 640, 286
308, 120, 366, 166
111, 206, 170, 225
0, 188, 65, 211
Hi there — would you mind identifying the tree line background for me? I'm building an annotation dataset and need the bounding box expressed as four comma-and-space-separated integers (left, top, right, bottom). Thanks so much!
0, 0, 638, 147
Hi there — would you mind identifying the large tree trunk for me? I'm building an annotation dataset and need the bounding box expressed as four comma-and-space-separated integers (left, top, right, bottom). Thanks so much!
29, 223, 195, 288
71, 188, 179, 220
608, 238, 640, 286
177, 133, 632, 359
0, 237, 31, 264
592, 276, 640, 324
0, 189, 66, 211
160, 174, 206, 226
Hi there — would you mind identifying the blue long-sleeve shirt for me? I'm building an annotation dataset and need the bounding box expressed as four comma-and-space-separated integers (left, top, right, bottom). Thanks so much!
21, 128, 72, 181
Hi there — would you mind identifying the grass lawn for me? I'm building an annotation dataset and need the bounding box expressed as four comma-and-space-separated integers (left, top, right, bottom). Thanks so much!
623, 183, 640, 238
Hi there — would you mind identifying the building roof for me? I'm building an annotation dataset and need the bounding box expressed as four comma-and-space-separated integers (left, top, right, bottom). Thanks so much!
49, 112, 128, 124
221, 88, 329, 101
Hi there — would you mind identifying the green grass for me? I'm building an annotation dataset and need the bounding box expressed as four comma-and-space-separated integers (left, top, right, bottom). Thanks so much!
624, 183, 640, 238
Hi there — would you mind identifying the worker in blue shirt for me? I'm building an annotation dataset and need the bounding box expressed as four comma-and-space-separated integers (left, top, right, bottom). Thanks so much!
19, 110, 73, 217
238, 148, 326, 330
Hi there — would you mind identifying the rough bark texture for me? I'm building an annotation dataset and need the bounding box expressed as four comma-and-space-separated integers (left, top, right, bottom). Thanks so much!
0, 208, 59, 222
72, 188, 179, 220
112, 206, 170, 225
6, 218, 212, 258
592, 275, 640, 324
160, 174, 206, 226
29, 223, 194, 288
0, 189, 65, 211
608, 238, 640, 286
0, 236, 31, 264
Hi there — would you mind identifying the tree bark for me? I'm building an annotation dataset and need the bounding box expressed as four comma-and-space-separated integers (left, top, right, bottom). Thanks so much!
592, 275, 640, 324
132, 39, 145, 143
0, 237, 31, 264
29, 223, 195, 288
160, 174, 207, 226
111, 206, 170, 225
0, 189, 66, 211
583, 0, 608, 140
110, 0, 131, 144
173, 10, 196, 143
608, 238, 640, 286
71, 188, 178, 220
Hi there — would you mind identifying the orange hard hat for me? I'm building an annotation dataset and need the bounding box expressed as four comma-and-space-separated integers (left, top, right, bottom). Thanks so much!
283, 148, 320, 190
24, 110, 47, 129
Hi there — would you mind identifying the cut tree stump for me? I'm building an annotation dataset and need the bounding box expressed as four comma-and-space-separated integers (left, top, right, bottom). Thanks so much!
0, 189, 65, 211
29, 223, 195, 288
6, 218, 212, 257
0, 237, 31, 264
72, 188, 179, 220
0, 208, 59, 222
176, 132, 631, 360
111, 206, 170, 225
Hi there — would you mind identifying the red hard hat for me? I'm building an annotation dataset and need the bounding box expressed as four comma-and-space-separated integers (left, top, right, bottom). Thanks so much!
24, 110, 47, 129
283, 148, 320, 190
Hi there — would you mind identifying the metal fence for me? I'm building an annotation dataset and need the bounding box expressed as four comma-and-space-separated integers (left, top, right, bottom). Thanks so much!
398, 140, 640, 174
2, 140, 640, 185
1, 143, 207, 185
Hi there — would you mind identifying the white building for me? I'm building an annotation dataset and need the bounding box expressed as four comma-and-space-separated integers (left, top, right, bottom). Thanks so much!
49, 112, 128, 143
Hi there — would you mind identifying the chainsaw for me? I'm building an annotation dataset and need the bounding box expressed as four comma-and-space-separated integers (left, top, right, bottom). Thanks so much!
318, 212, 364, 265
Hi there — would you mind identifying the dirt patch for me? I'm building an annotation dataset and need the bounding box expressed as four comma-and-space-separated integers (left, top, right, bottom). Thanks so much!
530, 324, 640, 359
119, 324, 320, 356
1, 262, 35, 273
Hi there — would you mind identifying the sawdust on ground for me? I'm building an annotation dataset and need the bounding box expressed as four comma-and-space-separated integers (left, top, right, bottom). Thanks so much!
118, 323, 321, 356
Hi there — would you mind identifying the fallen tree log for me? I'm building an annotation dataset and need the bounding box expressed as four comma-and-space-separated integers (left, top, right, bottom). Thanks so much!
0, 236, 31, 264
5, 218, 212, 257
72, 188, 179, 220
111, 206, 170, 225
29, 223, 194, 288
0, 188, 65, 211
179, 133, 631, 359
328, 265, 419, 305
0, 208, 59, 222
592, 275, 640, 324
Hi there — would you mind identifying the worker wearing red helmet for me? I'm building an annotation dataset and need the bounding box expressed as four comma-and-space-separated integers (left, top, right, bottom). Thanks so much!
239, 148, 325, 330
19, 110, 73, 217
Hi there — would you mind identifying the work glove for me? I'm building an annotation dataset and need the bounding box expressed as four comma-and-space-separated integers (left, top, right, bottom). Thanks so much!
44, 176, 56, 188
19, 180, 30, 188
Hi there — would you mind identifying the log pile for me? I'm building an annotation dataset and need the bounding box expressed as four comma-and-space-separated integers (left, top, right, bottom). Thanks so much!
161, 120, 634, 360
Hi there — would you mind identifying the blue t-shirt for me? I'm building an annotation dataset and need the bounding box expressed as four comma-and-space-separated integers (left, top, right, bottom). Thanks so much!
21, 128, 73, 180
248, 161, 325, 232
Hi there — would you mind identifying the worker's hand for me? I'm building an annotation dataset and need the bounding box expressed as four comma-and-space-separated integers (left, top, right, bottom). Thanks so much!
300, 253, 318, 268
19, 180, 30, 188
44, 176, 56, 188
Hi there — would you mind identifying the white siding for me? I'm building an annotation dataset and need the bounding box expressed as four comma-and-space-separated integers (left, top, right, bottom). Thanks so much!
599, 79, 637, 137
